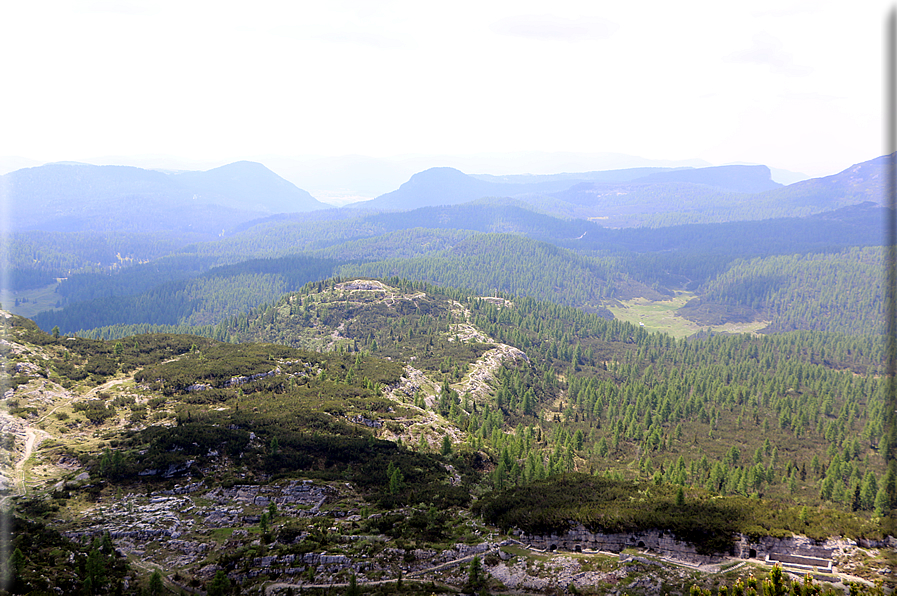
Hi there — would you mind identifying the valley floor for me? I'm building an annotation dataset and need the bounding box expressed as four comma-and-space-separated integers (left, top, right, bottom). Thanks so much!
607, 292, 769, 338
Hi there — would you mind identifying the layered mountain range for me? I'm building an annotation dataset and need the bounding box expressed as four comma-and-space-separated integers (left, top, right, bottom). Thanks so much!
2, 155, 891, 238
2, 160, 328, 235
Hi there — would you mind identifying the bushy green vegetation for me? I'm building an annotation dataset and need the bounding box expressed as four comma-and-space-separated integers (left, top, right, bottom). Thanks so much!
4, 166, 893, 595
1, 505, 132, 595
215, 277, 494, 377
209, 278, 891, 520
86, 338, 470, 508
11, 275, 892, 523
691, 563, 886, 596
3, 275, 894, 595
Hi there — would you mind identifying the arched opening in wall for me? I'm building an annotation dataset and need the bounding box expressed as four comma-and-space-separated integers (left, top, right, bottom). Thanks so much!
748, 549, 757, 559
549, 544, 557, 552
637, 541, 645, 548
574, 545, 582, 552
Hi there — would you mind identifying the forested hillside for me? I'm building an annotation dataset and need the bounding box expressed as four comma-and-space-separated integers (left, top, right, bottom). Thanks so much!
14, 198, 885, 339
335, 234, 630, 315
216, 279, 892, 518
680, 248, 884, 335
3, 275, 894, 595
33, 255, 340, 333
3, 230, 186, 284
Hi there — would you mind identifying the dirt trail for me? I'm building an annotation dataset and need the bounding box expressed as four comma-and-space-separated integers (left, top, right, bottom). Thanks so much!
87, 377, 128, 397
14, 427, 49, 495
34, 375, 128, 427
263, 546, 500, 595
7, 376, 128, 499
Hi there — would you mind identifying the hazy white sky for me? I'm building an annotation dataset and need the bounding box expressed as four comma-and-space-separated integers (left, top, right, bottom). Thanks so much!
0, 0, 890, 178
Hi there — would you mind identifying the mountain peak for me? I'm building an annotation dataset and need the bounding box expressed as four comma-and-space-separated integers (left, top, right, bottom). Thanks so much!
4, 160, 328, 236
172, 161, 329, 213
357, 167, 502, 210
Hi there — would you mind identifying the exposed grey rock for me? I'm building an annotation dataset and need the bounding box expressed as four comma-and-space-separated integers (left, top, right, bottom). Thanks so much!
255, 556, 279, 567
168, 540, 209, 554
628, 574, 662, 592
412, 549, 436, 560
56, 454, 81, 469
339, 280, 387, 291
350, 415, 382, 428
303, 553, 351, 566
224, 369, 280, 388
283, 567, 307, 575
163, 460, 194, 478
15, 362, 42, 376
204, 510, 239, 528
308, 495, 327, 515
736, 534, 839, 561
162, 481, 204, 495
196, 564, 221, 580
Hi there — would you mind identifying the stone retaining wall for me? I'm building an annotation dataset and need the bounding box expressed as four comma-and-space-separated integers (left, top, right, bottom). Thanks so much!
520, 526, 895, 565
519, 526, 725, 564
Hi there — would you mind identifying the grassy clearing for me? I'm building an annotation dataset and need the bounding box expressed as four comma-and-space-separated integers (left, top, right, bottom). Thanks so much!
209, 527, 235, 542
608, 292, 769, 338
1, 282, 62, 319
500, 545, 549, 561
718, 560, 742, 571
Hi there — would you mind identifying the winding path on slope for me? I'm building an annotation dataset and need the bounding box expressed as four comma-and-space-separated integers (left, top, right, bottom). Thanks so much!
262, 540, 874, 595
13, 427, 49, 495
263, 544, 517, 595
7, 377, 129, 499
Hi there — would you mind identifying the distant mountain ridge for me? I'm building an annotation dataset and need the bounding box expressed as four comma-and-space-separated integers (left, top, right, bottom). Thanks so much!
350, 156, 889, 227
4, 155, 891, 237
354, 165, 765, 211
470, 166, 684, 185
750, 154, 890, 209
353, 167, 536, 210
2, 161, 328, 237
349, 162, 785, 214
172, 160, 325, 214
630, 164, 781, 193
